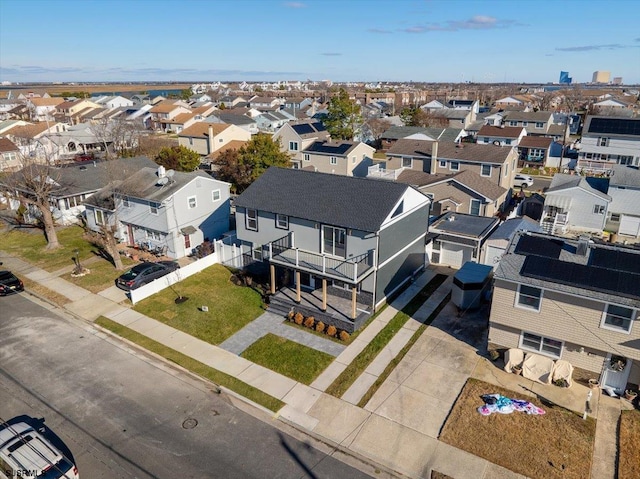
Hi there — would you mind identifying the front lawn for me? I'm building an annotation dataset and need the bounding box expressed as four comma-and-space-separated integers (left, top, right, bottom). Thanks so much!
65, 255, 137, 293
0, 225, 95, 272
240, 333, 334, 385
133, 264, 264, 345
619, 409, 640, 479
439, 378, 596, 479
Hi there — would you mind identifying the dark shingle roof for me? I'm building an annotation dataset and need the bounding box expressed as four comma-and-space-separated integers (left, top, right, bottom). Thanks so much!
388, 139, 513, 165
235, 167, 415, 232
118, 167, 218, 203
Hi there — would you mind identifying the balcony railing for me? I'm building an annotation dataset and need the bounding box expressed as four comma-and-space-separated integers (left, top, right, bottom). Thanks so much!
367, 164, 406, 181
267, 233, 375, 283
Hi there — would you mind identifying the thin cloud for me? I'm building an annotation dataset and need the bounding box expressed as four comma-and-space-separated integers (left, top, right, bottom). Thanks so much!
403, 15, 521, 33
635, 37, 640, 42
556, 44, 627, 52
320, 53, 342, 56
367, 28, 392, 34
284, 1, 306, 7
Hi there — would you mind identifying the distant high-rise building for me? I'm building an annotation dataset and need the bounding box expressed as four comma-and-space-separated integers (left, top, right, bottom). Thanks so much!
612, 77, 623, 85
559, 71, 572, 84
592, 71, 611, 84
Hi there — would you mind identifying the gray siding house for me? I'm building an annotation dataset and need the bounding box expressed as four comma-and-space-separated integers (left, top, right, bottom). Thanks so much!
234, 167, 431, 331
86, 165, 231, 259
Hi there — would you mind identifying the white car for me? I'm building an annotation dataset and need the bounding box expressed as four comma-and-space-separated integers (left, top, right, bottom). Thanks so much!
0, 422, 79, 479
514, 174, 534, 188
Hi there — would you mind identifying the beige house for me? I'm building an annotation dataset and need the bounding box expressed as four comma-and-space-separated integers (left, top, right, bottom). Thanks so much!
0, 137, 21, 171
385, 139, 517, 189
55, 99, 102, 125
25, 97, 65, 121
273, 120, 330, 165
489, 231, 640, 393
178, 122, 251, 156
396, 169, 507, 217
299, 140, 375, 176
150, 101, 192, 131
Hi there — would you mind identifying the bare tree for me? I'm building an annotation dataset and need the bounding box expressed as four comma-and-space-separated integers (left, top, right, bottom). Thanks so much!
362, 118, 392, 148
89, 118, 114, 159
0, 155, 63, 249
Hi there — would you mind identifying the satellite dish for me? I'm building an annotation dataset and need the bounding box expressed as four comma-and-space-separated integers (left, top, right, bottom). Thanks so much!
157, 177, 169, 186
166, 169, 175, 178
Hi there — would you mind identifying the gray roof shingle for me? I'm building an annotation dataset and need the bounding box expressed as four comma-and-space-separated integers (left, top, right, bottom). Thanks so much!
235, 167, 416, 232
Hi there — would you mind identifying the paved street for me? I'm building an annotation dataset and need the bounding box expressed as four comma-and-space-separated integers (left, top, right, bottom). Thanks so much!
530, 176, 551, 192
0, 293, 376, 479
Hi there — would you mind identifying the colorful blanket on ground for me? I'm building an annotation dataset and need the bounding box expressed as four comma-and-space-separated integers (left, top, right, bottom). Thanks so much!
477, 394, 545, 416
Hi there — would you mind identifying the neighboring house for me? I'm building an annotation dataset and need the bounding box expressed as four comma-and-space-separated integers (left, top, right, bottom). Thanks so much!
86, 165, 231, 259
255, 110, 294, 132
541, 173, 611, 235
380, 126, 465, 150
0, 99, 20, 120
233, 167, 431, 331
0, 137, 21, 172
248, 96, 282, 110
432, 109, 475, 129
476, 125, 526, 147
25, 97, 65, 121
384, 139, 518, 189
272, 120, 330, 165
46, 122, 110, 157
55, 99, 102, 125
394, 169, 508, 218
517, 136, 557, 168
299, 140, 375, 176
427, 211, 499, 268
208, 112, 259, 135
92, 95, 134, 109
448, 99, 479, 114
577, 116, 640, 173
0, 120, 31, 135
502, 111, 555, 136
488, 231, 640, 393
592, 98, 633, 113
482, 216, 542, 269
604, 165, 640, 238
178, 122, 251, 157
494, 96, 525, 109
4, 121, 65, 162
150, 101, 191, 131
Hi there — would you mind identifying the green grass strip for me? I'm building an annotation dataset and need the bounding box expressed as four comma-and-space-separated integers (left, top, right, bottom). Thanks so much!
95, 316, 285, 412
357, 292, 451, 407
325, 274, 447, 398
241, 333, 334, 385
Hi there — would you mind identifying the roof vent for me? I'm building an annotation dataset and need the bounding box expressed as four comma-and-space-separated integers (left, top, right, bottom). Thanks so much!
448, 214, 456, 222
157, 165, 166, 178
577, 235, 591, 256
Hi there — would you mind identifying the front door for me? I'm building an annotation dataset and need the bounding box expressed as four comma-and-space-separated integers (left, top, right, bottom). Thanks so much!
601, 355, 632, 394
184, 234, 191, 249
127, 224, 134, 247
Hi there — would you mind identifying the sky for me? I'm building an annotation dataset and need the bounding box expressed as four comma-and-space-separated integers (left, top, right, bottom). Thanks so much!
1, 0, 639, 84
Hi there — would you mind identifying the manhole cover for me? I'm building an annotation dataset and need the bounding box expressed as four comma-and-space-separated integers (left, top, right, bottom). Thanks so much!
182, 418, 198, 429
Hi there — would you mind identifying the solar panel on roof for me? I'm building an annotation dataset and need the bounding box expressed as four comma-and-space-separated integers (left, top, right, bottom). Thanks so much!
520, 256, 640, 300
588, 118, 640, 136
306, 142, 353, 155
292, 123, 315, 135
312, 122, 326, 131
514, 235, 563, 259
590, 248, 640, 274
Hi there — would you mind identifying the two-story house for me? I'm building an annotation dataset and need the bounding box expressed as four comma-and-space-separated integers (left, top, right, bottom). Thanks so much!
577, 116, 640, 173
150, 100, 192, 131
0, 137, 21, 172
605, 165, 640, 238
178, 122, 251, 157
489, 231, 640, 394
517, 136, 560, 168
86, 165, 231, 259
384, 139, 517, 189
476, 125, 526, 147
380, 126, 465, 151
25, 97, 65, 122
273, 120, 330, 165
502, 111, 555, 136
234, 167, 431, 331
299, 140, 375, 176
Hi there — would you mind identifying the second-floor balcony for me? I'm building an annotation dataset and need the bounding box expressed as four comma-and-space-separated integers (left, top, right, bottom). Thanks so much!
367, 164, 406, 181
266, 233, 375, 284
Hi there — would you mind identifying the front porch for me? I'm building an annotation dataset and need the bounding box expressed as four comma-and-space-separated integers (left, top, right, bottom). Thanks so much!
540, 206, 569, 235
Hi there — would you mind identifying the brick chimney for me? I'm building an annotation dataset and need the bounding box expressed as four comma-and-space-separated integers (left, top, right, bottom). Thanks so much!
429, 141, 438, 174
208, 124, 214, 154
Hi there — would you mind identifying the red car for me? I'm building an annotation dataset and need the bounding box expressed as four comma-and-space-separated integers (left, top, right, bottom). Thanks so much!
74, 153, 95, 162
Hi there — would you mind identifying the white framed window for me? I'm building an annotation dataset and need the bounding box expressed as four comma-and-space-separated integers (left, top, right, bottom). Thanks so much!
219, 138, 223, 142
601, 304, 635, 333
303, 153, 310, 161
610, 213, 620, 222
505, 139, 512, 145
289, 141, 298, 151
520, 332, 563, 359
187, 196, 197, 209
252, 247, 263, 261
352, 156, 356, 164
450, 161, 459, 171
146, 229, 162, 241
535, 122, 544, 129
212, 189, 221, 201
245, 208, 258, 231
330, 156, 337, 165
509, 121, 517, 126
598, 137, 609, 147
469, 199, 481, 216
483, 137, 490, 143
94, 209, 105, 226
504, 163, 509, 177
122, 197, 130, 208
439, 159, 447, 168
402, 157, 412, 168
149, 202, 159, 215
522, 121, 528, 127
593, 204, 605, 214
481, 164, 491, 177
275, 214, 288, 229
516, 284, 542, 311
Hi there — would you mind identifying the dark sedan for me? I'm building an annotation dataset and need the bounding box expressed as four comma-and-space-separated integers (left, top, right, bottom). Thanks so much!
115, 261, 180, 291
0, 271, 24, 295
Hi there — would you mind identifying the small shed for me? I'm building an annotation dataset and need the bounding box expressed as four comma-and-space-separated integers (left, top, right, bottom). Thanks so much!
452, 262, 493, 310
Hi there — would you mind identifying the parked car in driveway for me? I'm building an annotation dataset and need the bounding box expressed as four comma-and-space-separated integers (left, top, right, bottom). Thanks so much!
115, 261, 180, 290
0, 421, 79, 479
514, 174, 534, 188
0, 270, 24, 296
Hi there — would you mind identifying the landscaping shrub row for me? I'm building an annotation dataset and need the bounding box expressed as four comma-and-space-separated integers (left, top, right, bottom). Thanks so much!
287, 311, 350, 341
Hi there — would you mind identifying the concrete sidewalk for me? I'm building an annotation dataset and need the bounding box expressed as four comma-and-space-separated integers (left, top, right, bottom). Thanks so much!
1, 250, 619, 479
